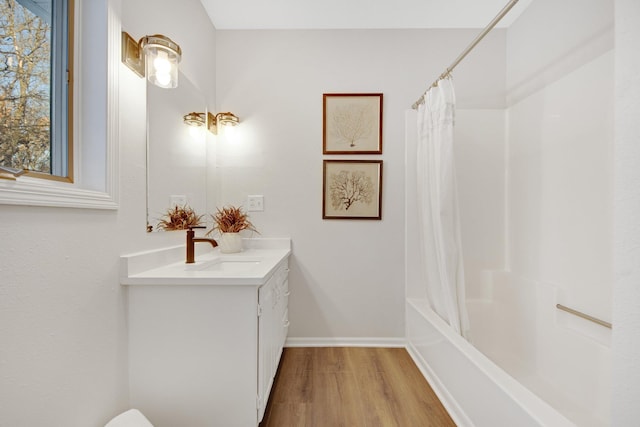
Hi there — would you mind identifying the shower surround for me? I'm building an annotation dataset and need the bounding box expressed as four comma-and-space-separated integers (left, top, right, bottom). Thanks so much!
405, 0, 613, 424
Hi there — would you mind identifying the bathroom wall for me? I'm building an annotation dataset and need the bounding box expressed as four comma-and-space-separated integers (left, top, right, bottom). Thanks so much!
0, 0, 216, 425
214, 29, 507, 341
613, 0, 640, 423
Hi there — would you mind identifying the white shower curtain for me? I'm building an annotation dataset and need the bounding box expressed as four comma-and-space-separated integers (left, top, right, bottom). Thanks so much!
416, 77, 470, 339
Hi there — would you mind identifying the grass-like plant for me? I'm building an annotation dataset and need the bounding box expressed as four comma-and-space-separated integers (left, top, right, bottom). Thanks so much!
208, 205, 258, 234
157, 205, 204, 231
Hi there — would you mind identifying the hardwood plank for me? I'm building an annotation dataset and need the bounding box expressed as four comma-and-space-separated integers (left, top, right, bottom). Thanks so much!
355, 369, 402, 427
310, 371, 365, 426
269, 370, 313, 404
377, 348, 456, 426
277, 347, 315, 376
260, 347, 456, 427
312, 346, 351, 373
345, 346, 387, 373
261, 403, 313, 427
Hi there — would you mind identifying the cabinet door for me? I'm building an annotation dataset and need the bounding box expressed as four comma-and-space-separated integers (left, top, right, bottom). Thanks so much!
275, 275, 289, 364
257, 260, 290, 423
257, 276, 275, 422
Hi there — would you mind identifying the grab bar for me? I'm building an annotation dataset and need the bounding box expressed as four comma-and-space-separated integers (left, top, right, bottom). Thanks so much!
556, 304, 612, 329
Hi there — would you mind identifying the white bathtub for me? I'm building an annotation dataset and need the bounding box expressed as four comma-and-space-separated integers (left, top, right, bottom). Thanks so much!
406, 298, 575, 427
406, 270, 612, 426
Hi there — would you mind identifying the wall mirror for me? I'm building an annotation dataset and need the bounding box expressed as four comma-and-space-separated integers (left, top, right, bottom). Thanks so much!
146, 72, 208, 232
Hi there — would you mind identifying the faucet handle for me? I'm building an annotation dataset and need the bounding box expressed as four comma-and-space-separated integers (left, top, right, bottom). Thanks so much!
187, 225, 206, 230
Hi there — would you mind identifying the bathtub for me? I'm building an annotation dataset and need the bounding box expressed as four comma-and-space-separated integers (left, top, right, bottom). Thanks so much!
406, 298, 575, 427
406, 269, 612, 426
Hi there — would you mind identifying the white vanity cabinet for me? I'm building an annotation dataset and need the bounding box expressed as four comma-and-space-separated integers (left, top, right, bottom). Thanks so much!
122, 243, 290, 427
257, 262, 289, 420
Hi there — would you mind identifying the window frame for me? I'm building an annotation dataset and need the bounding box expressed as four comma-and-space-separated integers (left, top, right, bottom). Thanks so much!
0, 0, 119, 209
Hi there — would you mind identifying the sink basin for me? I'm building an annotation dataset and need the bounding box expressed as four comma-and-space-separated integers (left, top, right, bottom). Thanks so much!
186, 257, 263, 272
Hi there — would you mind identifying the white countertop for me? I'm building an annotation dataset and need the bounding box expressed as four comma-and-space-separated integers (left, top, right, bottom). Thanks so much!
120, 238, 291, 286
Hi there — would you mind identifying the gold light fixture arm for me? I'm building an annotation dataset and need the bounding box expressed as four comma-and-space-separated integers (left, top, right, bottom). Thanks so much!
121, 32, 145, 77
207, 112, 240, 135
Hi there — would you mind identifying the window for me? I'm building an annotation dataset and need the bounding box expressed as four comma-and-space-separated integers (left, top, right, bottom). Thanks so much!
0, 0, 118, 209
0, 0, 72, 181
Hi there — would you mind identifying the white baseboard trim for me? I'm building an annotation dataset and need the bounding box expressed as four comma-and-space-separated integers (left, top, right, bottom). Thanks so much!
285, 337, 406, 348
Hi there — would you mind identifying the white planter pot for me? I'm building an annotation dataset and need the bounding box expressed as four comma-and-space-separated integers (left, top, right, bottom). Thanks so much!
219, 232, 243, 253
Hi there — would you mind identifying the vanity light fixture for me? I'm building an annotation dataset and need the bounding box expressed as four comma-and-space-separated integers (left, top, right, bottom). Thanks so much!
121, 32, 182, 88
183, 111, 240, 135
183, 112, 206, 127
207, 112, 240, 135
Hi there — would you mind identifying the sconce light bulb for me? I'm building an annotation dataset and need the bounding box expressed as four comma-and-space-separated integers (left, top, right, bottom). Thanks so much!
189, 125, 203, 139
153, 50, 172, 74
155, 71, 172, 87
224, 124, 237, 138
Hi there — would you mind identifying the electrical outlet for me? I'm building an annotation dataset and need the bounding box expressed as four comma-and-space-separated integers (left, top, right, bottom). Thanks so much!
247, 195, 264, 211
170, 195, 187, 207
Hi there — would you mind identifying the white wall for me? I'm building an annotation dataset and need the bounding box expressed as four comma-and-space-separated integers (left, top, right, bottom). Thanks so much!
215, 29, 506, 341
0, 0, 216, 425
613, 0, 640, 424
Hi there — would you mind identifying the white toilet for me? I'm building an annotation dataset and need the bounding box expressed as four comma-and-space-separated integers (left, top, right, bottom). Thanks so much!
105, 409, 154, 427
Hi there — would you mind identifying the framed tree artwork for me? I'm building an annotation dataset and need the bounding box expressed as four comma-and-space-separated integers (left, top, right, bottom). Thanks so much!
323, 160, 383, 220
323, 93, 383, 154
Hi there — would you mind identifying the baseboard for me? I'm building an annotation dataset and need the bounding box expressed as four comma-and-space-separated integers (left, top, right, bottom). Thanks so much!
285, 337, 406, 348
405, 342, 473, 427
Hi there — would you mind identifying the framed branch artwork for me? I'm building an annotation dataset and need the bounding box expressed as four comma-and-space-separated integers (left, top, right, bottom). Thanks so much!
323, 93, 383, 154
323, 160, 383, 220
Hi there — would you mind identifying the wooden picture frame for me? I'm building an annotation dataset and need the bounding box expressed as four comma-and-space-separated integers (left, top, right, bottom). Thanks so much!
323, 160, 383, 220
323, 93, 383, 154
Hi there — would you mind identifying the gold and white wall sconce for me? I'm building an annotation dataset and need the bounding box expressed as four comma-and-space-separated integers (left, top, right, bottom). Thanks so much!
183, 112, 240, 135
121, 32, 182, 88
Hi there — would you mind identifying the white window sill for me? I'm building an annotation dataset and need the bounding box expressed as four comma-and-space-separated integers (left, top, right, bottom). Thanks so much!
0, 176, 117, 209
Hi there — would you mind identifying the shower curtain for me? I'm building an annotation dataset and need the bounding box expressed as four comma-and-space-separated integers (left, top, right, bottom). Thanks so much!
416, 77, 470, 339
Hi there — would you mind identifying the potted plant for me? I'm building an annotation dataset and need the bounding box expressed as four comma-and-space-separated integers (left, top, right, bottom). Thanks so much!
156, 204, 204, 231
208, 205, 258, 253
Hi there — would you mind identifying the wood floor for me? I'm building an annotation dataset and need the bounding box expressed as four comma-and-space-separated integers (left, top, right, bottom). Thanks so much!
259, 347, 456, 427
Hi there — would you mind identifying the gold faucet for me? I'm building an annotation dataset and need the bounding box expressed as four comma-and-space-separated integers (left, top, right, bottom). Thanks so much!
186, 226, 218, 264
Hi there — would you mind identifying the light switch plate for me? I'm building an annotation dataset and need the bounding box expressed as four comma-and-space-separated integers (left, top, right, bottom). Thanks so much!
247, 195, 264, 211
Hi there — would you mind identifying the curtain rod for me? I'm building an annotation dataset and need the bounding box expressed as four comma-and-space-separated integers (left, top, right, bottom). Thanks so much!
411, 0, 520, 110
